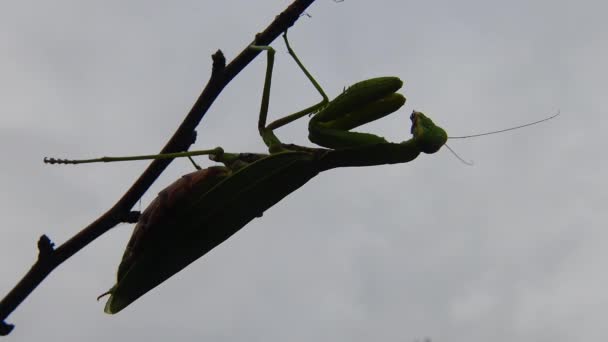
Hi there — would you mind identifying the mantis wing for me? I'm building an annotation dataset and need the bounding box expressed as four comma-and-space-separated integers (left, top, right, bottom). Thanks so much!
104, 151, 320, 314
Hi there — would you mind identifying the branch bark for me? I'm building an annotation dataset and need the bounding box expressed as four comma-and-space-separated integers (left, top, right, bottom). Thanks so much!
0, 0, 317, 335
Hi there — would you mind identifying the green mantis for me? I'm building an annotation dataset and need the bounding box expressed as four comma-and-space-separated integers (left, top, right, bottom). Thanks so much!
48, 32, 557, 314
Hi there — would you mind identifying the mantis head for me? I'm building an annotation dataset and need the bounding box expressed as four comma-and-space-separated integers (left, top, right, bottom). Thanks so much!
410, 111, 447, 154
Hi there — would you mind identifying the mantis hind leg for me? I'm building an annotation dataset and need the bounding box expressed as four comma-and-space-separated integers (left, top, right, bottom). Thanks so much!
250, 31, 329, 152
44, 147, 270, 173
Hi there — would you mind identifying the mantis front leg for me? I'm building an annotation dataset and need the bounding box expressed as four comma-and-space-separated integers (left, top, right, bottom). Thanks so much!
250, 32, 448, 157
277, 37, 447, 154
307, 77, 408, 149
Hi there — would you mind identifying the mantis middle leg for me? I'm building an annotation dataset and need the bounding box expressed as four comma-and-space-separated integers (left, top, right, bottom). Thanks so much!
250, 32, 329, 152
251, 33, 409, 151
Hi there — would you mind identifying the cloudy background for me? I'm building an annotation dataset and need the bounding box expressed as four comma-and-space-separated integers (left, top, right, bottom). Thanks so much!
1, 1, 605, 341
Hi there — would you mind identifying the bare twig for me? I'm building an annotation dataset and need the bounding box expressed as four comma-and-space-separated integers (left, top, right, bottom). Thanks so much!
0, 0, 317, 335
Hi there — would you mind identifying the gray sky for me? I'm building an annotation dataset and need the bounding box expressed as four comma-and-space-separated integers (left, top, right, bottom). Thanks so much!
1, 1, 606, 341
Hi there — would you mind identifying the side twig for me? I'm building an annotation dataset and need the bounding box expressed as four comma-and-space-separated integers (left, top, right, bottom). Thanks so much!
0, 0, 317, 335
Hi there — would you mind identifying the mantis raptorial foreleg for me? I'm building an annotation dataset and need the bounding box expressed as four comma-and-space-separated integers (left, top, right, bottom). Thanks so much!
250, 32, 441, 153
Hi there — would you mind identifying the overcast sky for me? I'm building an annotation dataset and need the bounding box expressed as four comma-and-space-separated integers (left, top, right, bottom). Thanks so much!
1, 1, 606, 341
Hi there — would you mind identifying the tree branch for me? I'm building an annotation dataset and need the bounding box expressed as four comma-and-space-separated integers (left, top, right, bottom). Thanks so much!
0, 0, 317, 335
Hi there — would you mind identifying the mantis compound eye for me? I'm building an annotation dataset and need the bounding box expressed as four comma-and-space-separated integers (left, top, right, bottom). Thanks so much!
410, 111, 419, 134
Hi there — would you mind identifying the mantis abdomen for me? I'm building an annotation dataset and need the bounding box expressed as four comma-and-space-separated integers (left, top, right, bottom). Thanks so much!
104, 151, 321, 314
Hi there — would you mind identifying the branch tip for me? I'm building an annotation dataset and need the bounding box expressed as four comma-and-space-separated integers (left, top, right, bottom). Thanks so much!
0, 321, 14, 336
37, 235, 55, 259
211, 50, 226, 74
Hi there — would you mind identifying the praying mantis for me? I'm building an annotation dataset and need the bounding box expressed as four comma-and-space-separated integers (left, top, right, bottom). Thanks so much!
46, 32, 558, 314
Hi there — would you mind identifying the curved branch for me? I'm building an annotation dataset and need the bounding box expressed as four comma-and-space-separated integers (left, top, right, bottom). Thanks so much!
0, 0, 317, 335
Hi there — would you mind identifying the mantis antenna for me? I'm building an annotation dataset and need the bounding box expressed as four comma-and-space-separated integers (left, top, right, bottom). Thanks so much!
448, 110, 560, 139
444, 110, 561, 165
444, 144, 474, 166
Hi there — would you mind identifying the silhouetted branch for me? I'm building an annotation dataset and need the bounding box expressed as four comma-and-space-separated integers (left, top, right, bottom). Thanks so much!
0, 0, 317, 335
